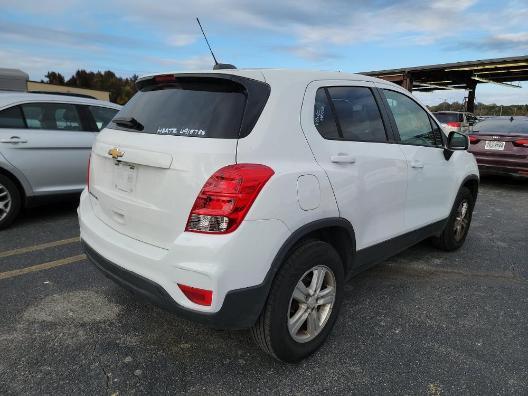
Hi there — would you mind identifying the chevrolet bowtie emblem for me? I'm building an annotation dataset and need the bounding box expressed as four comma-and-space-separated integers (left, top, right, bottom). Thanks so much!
108, 148, 124, 159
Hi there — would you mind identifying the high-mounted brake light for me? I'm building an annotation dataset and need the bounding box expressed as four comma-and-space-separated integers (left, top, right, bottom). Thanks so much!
513, 138, 528, 148
447, 122, 461, 128
468, 135, 480, 144
154, 74, 176, 83
178, 284, 213, 306
185, 164, 274, 234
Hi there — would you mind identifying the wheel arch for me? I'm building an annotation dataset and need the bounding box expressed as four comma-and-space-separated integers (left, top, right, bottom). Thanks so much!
264, 217, 356, 292
461, 174, 479, 202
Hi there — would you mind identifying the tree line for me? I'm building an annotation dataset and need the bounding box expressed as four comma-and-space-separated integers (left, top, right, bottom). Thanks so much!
43, 70, 138, 105
428, 101, 528, 116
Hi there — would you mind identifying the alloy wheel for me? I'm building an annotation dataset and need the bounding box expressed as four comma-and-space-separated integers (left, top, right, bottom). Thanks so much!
453, 199, 469, 242
287, 265, 336, 343
0, 183, 12, 222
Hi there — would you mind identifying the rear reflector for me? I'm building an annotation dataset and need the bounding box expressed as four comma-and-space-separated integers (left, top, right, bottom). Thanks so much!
177, 284, 213, 306
513, 139, 528, 148
185, 164, 274, 234
468, 135, 480, 144
447, 122, 461, 128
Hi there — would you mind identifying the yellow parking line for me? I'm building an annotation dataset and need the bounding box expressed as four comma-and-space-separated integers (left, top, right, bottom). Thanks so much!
0, 237, 80, 259
0, 254, 86, 280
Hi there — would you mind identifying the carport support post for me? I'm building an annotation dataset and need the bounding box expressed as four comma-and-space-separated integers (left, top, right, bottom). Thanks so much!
466, 80, 477, 113
402, 72, 413, 91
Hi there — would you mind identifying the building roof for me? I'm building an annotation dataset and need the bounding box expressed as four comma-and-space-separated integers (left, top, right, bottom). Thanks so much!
0, 68, 29, 91
362, 55, 528, 91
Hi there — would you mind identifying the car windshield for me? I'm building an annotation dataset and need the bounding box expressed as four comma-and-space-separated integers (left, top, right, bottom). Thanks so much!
473, 117, 528, 135
434, 113, 462, 123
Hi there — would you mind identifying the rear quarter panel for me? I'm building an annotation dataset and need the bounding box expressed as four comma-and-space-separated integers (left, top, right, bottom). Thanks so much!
236, 78, 339, 233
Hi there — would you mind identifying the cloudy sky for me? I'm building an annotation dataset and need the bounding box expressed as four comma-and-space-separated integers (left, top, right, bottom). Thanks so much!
1, 0, 527, 104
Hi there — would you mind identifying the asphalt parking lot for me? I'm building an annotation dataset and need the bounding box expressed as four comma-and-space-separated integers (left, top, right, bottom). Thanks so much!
0, 176, 527, 395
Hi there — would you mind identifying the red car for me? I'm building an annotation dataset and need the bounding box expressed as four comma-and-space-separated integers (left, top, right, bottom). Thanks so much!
469, 117, 528, 178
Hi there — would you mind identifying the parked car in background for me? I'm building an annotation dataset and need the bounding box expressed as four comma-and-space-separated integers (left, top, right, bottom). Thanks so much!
433, 111, 478, 134
79, 69, 479, 362
469, 116, 528, 178
0, 92, 121, 228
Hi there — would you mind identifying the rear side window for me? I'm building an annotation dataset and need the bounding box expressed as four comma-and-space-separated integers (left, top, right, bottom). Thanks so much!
383, 90, 441, 147
313, 87, 387, 142
88, 106, 118, 130
110, 76, 270, 139
0, 106, 25, 128
20, 103, 82, 131
314, 88, 340, 139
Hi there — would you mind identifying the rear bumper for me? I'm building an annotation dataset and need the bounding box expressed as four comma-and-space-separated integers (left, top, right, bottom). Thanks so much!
472, 155, 528, 177
78, 189, 290, 329
82, 241, 270, 329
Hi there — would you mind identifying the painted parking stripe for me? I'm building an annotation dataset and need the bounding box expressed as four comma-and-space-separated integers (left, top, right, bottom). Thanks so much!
0, 254, 86, 280
0, 237, 80, 259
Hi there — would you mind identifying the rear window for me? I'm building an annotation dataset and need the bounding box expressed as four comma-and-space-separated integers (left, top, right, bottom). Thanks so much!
110, 76, 269, 139
434, 113, 462, 123
474, 118, 528, 135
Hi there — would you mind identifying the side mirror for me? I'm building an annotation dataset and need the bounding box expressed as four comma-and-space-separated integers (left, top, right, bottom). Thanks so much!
447, 131, 469, 150
444, 131, 468, 160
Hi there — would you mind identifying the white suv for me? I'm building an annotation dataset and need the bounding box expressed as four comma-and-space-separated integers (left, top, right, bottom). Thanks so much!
79, 69, 479, 362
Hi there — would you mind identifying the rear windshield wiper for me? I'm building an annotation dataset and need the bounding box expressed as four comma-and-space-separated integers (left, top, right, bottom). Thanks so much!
113, 116, 144, 131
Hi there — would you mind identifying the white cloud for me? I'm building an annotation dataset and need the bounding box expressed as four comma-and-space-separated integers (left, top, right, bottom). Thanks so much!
0, 48, 78, 79
166, 34, 197, 47
146, 55, 214, 71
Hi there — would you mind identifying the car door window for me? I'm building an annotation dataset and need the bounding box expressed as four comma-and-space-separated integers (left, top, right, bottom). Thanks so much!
88, 106, 118, 131
383, 90, 440, 147
0, 106, 25, 128
314, 87, 387, 142
20, 103, 82, 131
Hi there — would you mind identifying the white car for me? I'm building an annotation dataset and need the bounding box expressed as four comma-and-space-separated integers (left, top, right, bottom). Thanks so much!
433, 111, 478, 134
0, 92, 120, 228
79, 69, 479, 362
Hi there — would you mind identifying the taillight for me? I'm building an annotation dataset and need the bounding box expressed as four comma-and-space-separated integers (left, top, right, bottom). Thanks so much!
87, 155, 91, 192
468, 135, 480, 144
185, 164, 274, 234
513, 139, 528, 148
447, 122, 461, 128
178, 284, 213, 306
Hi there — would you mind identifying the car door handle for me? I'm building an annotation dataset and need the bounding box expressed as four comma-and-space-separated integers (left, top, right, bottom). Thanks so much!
331, 154, 356, 164
410, 160, 424, 169
1, 136, 28, 144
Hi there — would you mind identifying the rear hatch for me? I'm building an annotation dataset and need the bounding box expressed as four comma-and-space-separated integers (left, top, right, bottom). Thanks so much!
469, 118, 528, 160
89, 73, 270, 249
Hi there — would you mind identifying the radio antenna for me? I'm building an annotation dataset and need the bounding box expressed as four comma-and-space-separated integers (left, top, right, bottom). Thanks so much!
195, 17, 237, 70
196, 17, 218, 66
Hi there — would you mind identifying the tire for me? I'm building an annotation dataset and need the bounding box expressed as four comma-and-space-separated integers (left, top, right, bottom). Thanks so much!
251, 240, 344, 363
0, 174, 21, 230
431, 187, 474, 251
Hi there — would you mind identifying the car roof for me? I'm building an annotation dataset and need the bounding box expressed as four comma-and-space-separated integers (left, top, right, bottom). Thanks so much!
137, 68, 402, 88
0, 92, 121, 110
